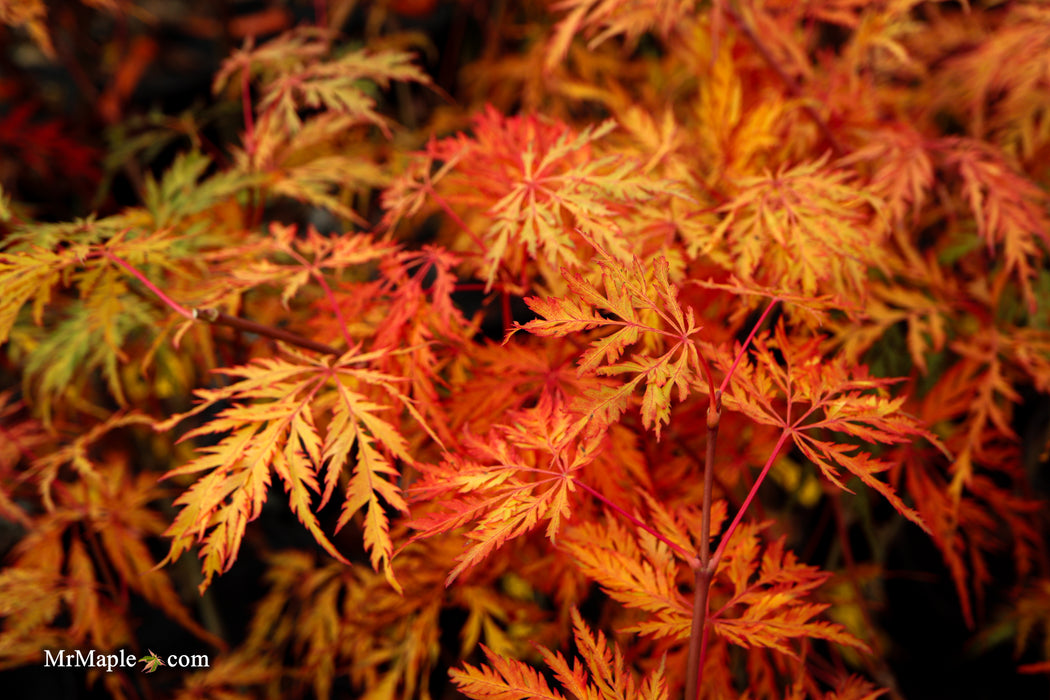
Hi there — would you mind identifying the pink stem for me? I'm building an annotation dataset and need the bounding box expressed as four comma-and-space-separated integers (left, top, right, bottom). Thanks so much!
572, 478, 693, 560
283, 246, 355, 349
720, 298, 779, 393
709, 428, 793, 573
104, 251, 193, 319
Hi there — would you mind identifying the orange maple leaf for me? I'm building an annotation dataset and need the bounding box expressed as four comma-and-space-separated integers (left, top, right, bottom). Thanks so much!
937, 136, 1050, 311
159, 348, 418, 593
387, 106, 680, 291
452, 608, 669, 700
711, 521, 870, 657
408, 396, 600, 585
515, 254, 705, 439
716, 322, 941, 533
704, 156, 888, 299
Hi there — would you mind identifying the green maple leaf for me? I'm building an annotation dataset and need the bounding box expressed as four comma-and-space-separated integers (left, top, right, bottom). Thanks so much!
139, 650, 166, 674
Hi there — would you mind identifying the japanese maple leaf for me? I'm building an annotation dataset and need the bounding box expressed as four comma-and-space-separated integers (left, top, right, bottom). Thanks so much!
158, 347, 421, 593
704, 156, 888, 300
387, 106, 679, 291
139, 650, 165, 674
937, 136, 1050, 312
515, 254, 705, 440
408, 395, 600, 585
711, 522, 870, 657
716, 322, 941, 532
452, 608, 669, 700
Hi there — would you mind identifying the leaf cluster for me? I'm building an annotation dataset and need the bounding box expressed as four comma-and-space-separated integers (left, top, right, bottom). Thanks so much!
2, 1, 1050, 699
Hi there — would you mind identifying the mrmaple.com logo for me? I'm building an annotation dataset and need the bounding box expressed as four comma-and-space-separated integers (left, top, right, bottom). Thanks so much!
43, 648, 210, 674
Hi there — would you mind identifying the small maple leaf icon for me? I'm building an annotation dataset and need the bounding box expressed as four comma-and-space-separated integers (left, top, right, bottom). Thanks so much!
139, 650, 165, 674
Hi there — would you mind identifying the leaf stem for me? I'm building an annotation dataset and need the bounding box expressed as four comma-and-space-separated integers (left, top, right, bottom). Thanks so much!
710, 428, 792, 573
572, 478, 694, 560
281, 245, 356, 350
104, 251, 193, 319
427, 187, 488, 255
720, 298, 779, 392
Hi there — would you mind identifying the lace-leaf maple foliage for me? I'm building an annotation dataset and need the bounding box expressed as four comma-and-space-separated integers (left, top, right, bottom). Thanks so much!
1, 1, 1050, 699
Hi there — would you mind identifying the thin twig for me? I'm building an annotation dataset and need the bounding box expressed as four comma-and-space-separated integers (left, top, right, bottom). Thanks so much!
108, 251, 343, 356
193, 307, 341, 356
686, 297, 781, 699
721, 298, 780, 393
685, 390, 721, 700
